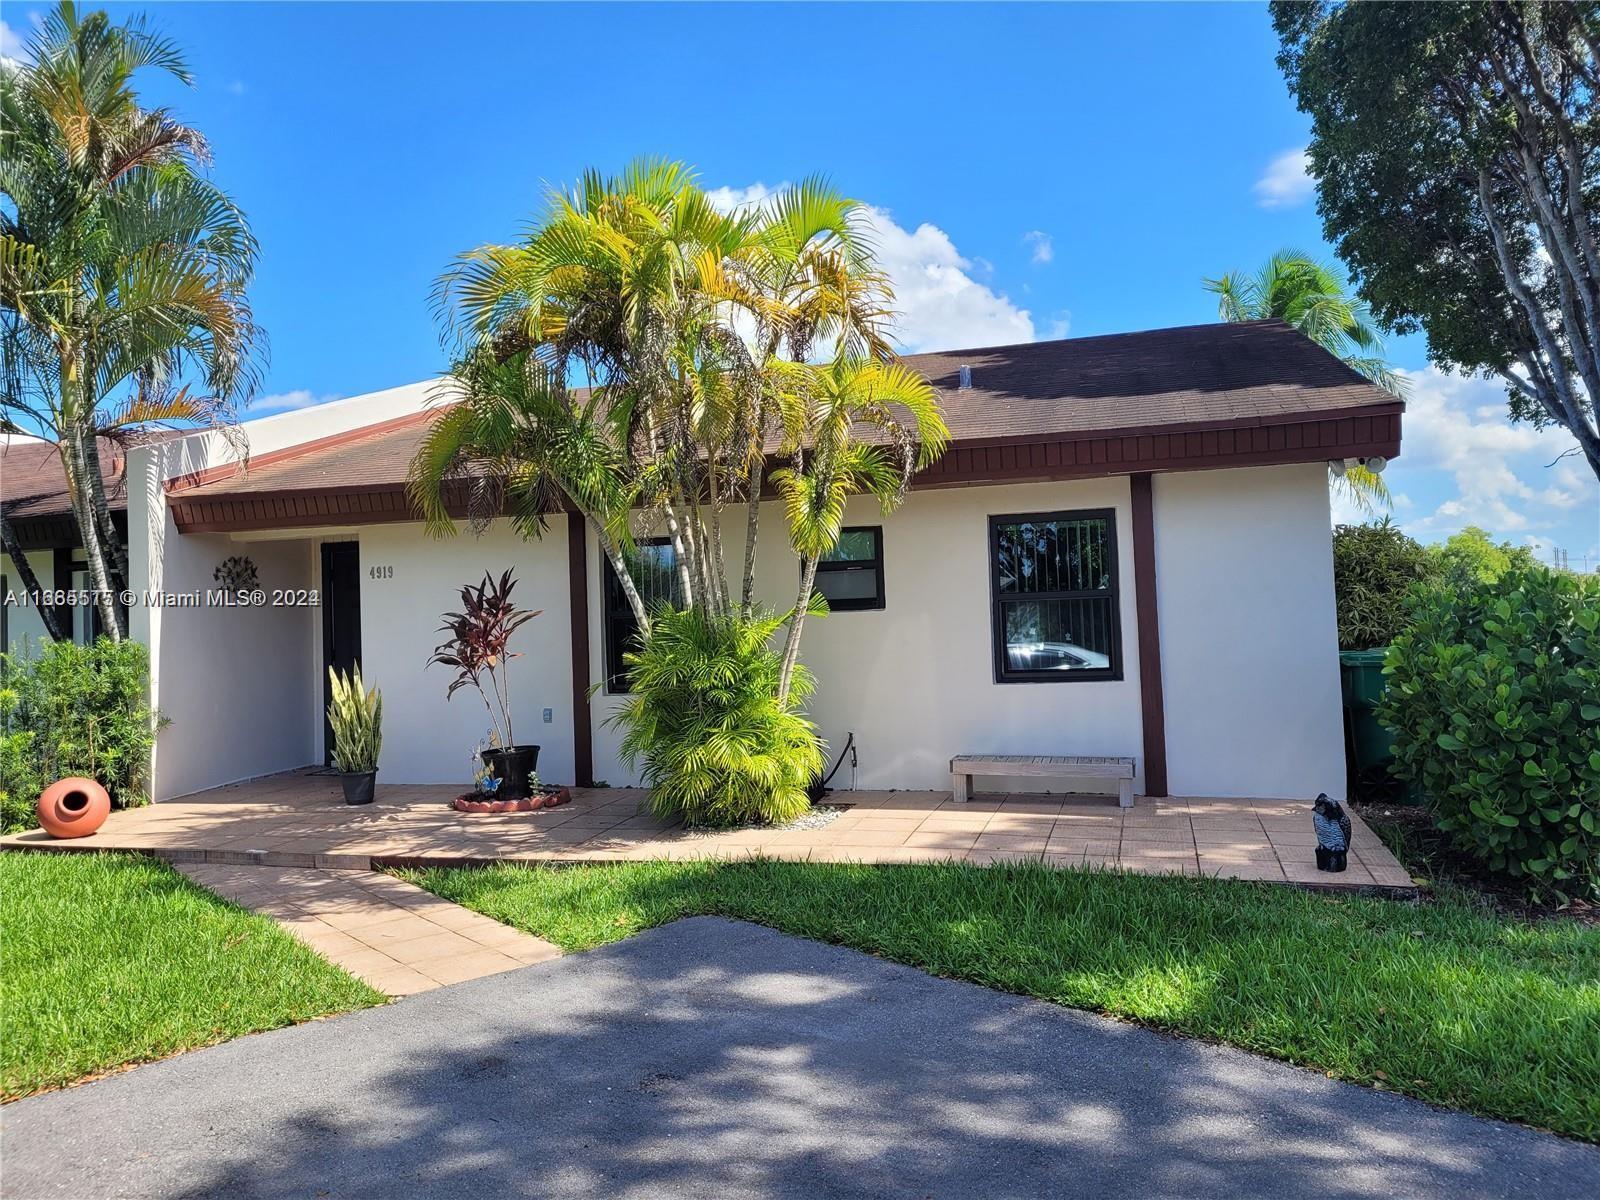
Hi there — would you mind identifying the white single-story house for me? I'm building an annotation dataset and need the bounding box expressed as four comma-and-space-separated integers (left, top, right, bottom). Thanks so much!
2, 319, 1403, 804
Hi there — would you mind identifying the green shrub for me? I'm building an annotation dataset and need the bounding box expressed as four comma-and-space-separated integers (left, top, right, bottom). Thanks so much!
0, 686, 43, 832
611, 607, 823, 828
1332, 518, 1438, 650
1379, 566, 1600, 900
0, 638, 165, 832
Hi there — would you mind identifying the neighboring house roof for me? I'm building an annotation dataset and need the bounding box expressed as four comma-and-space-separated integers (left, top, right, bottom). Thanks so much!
2, 432, 192, 549
129, 319, 1408, 533
1, 439, 131, 550
2, 439, 117, 521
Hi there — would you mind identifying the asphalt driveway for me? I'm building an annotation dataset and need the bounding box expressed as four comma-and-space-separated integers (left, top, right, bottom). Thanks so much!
3, 917, 1595, 1199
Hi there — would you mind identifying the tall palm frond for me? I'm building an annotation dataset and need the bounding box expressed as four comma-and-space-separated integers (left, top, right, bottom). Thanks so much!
1205, 250, 1405, 397
1205, 249, 1403, 513
769, 356, 949, 699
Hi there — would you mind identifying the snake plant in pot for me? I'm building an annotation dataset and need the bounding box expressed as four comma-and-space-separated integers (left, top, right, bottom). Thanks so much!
327, 666, 383, 804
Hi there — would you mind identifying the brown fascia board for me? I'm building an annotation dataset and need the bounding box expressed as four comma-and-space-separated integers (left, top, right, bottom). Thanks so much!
925, 399, 1404, 453
4, 514, 88, 551
169, 405, 1402, 534
917, 407, 1401, 490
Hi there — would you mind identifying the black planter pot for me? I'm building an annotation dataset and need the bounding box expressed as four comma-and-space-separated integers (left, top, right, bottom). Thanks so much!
481, 745, 540, 800
340, 770, 376, 805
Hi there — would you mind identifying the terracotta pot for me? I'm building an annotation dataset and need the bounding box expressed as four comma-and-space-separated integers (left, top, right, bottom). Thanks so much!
37, 777, 112, 839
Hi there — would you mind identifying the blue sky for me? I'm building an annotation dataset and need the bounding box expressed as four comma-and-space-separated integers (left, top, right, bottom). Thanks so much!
8, 2, 1597, 564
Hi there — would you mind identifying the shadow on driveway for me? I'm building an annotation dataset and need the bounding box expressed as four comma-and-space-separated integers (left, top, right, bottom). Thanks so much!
3, 917, 1596, 1199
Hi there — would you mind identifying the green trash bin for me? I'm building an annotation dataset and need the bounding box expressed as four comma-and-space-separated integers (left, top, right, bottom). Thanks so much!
1339, 648, 1393, 771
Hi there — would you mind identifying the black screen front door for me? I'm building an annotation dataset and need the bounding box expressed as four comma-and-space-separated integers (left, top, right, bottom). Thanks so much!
320, 542, 362, 765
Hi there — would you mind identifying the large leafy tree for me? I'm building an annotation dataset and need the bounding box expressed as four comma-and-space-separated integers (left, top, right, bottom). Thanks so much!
1274, 0, 1600, 480
1429, 524, 1540, 585
1205, 250, 1399, 511
1, 2, 261, 639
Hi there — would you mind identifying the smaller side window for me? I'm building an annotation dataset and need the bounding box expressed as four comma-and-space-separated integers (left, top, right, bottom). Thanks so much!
810, 526, 885, 611
603, 539, 680, 693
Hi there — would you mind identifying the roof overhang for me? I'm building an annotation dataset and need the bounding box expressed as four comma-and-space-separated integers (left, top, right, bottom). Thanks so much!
167, 402, 1401, 535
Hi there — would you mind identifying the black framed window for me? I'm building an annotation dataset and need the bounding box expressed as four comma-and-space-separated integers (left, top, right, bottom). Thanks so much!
810, 526, 884, 611
989, 509, 1121, 683
603, 539, 682, 693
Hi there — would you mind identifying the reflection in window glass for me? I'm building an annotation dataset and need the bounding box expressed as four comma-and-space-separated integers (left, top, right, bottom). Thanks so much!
603, 540, 682, 692
811, 526, 884, 611
990, 512, 1120, 681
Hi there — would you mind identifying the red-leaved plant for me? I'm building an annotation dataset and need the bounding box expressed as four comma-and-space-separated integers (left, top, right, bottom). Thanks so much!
427, 570, 540, 749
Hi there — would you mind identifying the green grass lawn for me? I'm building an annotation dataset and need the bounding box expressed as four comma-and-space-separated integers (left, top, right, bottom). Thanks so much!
405, 858, 1600, 1142
2, 852, 382, 1100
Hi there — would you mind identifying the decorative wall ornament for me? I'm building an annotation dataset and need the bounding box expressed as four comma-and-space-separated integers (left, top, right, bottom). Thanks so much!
213, 555, 260, 593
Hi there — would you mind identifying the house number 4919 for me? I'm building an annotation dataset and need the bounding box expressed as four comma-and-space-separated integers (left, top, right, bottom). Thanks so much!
368, 565, 394, 580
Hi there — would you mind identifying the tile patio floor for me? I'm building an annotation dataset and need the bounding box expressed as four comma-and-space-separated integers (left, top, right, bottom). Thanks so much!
1, 768, 1417, 893
176, 863, 562, 996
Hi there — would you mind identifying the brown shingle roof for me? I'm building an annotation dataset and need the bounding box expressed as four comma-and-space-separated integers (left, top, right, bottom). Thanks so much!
173, 408, 442, 497
173, 320, 1401, 504
905, 318, 1397, 442
1, 439, 126, 521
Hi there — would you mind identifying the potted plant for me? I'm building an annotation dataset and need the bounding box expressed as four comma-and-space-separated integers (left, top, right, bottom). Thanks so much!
428, 570, 542, 799
327, 665, 382, 804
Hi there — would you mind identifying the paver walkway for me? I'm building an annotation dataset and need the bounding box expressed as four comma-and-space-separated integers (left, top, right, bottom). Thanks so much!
177, 863, 561, 995
0, 768, 1417, 893
2, 918, 1592, 1199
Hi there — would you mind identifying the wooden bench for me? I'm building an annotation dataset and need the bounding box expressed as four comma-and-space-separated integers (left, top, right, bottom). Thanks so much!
950, 754, 1136, 808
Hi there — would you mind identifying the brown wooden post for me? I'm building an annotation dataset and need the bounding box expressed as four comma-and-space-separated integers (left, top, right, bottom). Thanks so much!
1129, 474, 1169, 798
566, 512, 593, 787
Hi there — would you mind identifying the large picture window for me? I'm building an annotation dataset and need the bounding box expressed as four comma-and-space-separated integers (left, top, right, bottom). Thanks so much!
602, 539, 681, 693
809, 526, 884, 611
989, 509, 1121, 683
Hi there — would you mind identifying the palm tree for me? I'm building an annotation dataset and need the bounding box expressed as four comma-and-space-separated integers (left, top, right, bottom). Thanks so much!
1205, 250, 1402, 513
0, 3, 261, 639
699, 178, 895, 619
767, 357, 948, 702
408, 349, 655, 629
426, 159, 759, 622
414, 162, 923, 642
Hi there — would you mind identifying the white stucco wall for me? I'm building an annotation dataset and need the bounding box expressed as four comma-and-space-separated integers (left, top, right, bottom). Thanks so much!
148, 381, 441, 487
127, 414, 1348, 802
589, 477, 1147, 793
130, 448, 320, 800
347, 522, 576, 788
1, 550, 59, 655
1153, 463, 1347, 800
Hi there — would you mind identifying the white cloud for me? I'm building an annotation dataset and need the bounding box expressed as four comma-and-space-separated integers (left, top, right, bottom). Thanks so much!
1389, 367, 1596, 540
1046, 311, 1072, 340
706, 182, 1034, 353
227, 79, 246, 96
1253, 148, 1314, 210
1, 19, 29, 67
252, 389, 340, 414
1022, 230, 1054, 265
